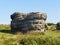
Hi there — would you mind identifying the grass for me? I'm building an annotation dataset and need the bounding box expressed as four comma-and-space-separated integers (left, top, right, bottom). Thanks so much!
0, 24, 60, 45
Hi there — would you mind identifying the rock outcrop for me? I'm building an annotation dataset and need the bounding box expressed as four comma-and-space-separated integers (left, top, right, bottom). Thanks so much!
10, 12, 47, 33
56, 22, 60, 30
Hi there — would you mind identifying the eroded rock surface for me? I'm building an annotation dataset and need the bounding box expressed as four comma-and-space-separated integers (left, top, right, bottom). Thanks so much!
10, 12, 47, 33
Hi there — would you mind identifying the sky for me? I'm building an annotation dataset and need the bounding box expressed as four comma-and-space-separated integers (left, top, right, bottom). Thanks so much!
0, 0, 60, 24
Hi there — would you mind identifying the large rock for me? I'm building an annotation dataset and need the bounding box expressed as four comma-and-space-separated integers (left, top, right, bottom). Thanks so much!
10, 12, 47, 33
56, 22, 60, 30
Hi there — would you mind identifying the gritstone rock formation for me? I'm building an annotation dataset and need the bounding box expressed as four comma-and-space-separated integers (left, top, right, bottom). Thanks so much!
10, 12, 47, 33
56, 22, 60, 30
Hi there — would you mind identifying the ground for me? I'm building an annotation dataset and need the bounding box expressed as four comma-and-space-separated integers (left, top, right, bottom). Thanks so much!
0, 24, 60, 45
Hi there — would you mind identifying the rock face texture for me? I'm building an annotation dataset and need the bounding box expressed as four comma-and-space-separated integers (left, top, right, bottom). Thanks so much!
10, 12, 47, 33
56, 22, 60, 30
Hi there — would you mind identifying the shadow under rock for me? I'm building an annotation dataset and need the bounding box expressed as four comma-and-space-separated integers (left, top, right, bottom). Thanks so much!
0, 29, 12, 34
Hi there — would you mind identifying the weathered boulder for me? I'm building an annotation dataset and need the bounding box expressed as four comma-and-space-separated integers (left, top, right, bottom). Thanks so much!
10, 12, 47, 33
56, 22, 60, 30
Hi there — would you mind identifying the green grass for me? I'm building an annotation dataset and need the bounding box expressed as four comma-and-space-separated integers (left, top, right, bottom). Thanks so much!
0, 24, 60, 45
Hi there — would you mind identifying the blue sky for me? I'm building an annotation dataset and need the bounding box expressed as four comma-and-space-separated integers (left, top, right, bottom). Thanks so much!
0, 0, 60, 24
